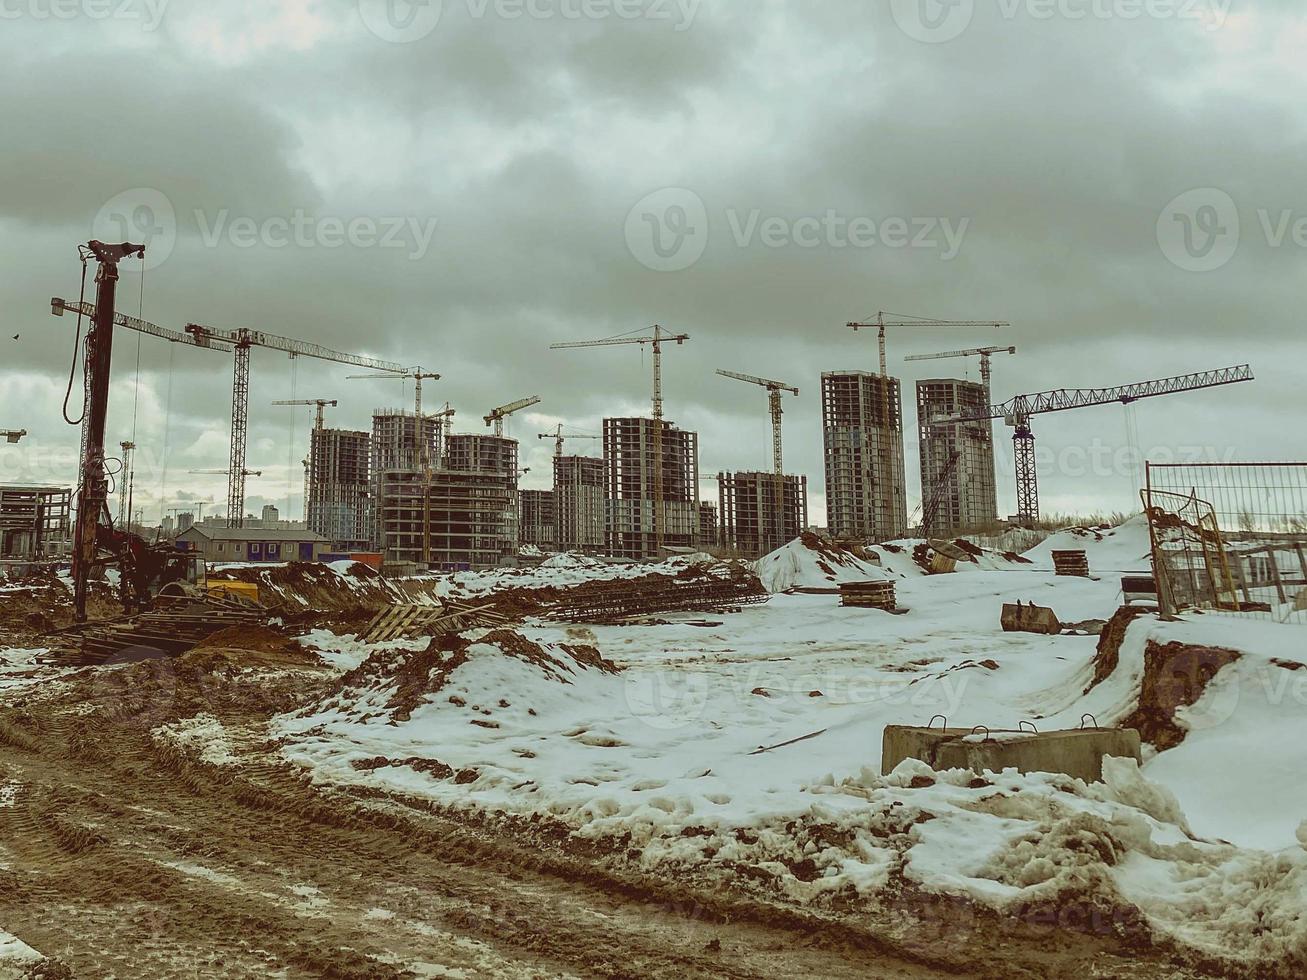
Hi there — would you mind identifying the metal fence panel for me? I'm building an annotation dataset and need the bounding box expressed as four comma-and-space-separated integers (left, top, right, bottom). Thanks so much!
1143, 462, 1307, 626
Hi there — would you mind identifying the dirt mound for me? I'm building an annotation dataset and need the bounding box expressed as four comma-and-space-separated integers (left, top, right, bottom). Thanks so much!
1085, 606, 1151, 692
1125, 639, 1242, 750
188, 625, 319, 669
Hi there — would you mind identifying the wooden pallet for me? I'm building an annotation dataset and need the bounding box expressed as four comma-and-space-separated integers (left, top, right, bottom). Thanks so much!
358, 603, 446, 642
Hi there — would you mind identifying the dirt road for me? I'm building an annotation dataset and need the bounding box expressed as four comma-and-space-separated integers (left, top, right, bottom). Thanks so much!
0, 655, 1203, 979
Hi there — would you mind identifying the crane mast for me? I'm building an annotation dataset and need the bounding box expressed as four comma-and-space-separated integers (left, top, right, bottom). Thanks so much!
185, 321, 411, 529
715, 369, 800, 548
551, 326, 689, 555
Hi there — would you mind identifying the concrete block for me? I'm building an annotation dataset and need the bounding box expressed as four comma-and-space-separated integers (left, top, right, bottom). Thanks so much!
882, 725, 1142, 784
1001, 602, 1062, 635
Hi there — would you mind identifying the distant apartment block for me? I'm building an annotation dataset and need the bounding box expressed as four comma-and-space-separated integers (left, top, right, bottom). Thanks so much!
821, 372, 907, 542
603, 417, 700, 559
554, 455, 605, 553
306, 427, 371, 550
916, 378, 998, 535
717, 472, 809, 557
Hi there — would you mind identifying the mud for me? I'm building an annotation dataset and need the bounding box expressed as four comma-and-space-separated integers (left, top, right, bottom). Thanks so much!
0, 647, 1217, 979
1125, 639, 1242, 750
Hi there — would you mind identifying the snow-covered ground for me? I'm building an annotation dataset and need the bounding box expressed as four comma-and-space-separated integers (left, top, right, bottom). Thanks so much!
278, 526, 1307, 973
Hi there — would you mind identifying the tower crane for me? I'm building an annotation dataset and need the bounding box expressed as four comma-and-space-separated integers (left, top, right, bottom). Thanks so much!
273, 398, 338, 431
715, 369, 800, 547
843, 312, 1009, 539
2, 430, 25, 444
347, 370, 440, 423
180, 320, 409, 529
905, 345, 1017, 403
539, 425, 601, 458
846, 312, 1011, 378
484, 396, 542, 437
431, 403, 456, 454
944, 365, 1255, 527
551, 326, 690, 554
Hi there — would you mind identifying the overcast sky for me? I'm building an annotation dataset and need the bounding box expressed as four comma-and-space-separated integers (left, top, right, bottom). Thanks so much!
1, 0, 1302, 526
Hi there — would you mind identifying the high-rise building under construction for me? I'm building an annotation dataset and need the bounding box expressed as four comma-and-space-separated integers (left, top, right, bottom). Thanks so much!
821, 372, 907, 542
717, 472, 808, 557
915, 378, 998, 536
603, 417, 699, 559
554, 455, 605, 552
305, 428, 371, 550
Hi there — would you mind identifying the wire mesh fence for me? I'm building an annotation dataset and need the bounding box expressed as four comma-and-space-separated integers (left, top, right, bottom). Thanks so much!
1143, 462, 1307, 625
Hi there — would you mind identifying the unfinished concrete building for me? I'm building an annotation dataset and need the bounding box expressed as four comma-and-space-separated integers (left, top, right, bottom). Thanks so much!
698, 501, 719, 550
821, 372, 908, 542
916, 379, 998, 536
0, 485, 71, 559
603, 418, 700, 559
371, 410, 440, 474
445, 434, 518, 477
554, 455, 605, 553
717, 472, 809, 557
374, 468, 514, 571
306, 428, 371, 550
519, 490, 555, 549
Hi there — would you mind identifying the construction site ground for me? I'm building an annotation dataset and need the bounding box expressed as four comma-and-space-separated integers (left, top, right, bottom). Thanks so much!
1, 531, 1302, 978
0, 650, 1197, 980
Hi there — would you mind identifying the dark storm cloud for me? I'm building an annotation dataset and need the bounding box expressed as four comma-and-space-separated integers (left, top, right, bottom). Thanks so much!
1, 0, 1302, 521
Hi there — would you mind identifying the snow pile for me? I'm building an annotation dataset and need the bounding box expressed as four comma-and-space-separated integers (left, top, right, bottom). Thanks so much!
754, 534, 888, 593
0, 928, 44, 973
539, 552, 606, 570
276, 559, 1307, 973
1023, 514, 1152, 571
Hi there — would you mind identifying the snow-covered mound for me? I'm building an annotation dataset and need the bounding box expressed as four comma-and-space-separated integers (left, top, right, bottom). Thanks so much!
1023, 513, 1152, 571
754, 534, 889, 593
864, 539, 1034, 578
538, 552, 606, 570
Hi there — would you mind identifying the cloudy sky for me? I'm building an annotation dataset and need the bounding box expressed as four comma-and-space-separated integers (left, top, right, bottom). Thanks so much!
1, 0, 1301, 526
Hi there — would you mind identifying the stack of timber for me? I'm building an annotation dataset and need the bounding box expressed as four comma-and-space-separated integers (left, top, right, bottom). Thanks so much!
1053, 550, 1091, 577
59, 593, 271, 666
839, 580, 897, 611
543, 574, 769, 624
358, 600, 513, 642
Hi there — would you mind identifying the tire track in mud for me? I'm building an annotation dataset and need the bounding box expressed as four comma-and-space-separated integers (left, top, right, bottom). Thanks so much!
0, 662, 1204, 979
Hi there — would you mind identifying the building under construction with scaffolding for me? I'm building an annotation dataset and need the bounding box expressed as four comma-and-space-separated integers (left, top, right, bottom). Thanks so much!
603, 417, 699, 559
370, 412, 516, 570
519, 489, 555, 549
554, 455, 605, 553
372, 468, 515, 571
305, 428, 371, 550
915, 379, 998, 536
821, 372, 907, 542
717, 472, 808, 557
0, 485, 71, 559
